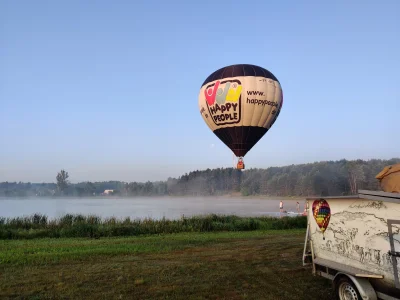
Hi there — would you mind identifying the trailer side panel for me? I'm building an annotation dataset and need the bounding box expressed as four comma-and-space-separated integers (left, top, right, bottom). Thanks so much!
307, 196, 400, 291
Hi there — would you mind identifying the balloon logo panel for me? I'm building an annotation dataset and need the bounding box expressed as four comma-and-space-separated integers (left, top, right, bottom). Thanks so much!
312, 199, 331, 240
204, 79, 242, 126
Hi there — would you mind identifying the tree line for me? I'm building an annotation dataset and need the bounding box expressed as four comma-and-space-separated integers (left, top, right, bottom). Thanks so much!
1, 158, 399, 198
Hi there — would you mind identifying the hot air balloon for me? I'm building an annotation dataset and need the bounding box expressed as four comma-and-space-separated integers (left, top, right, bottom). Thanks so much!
198, 64, 283, 169
312, 199, 331, 240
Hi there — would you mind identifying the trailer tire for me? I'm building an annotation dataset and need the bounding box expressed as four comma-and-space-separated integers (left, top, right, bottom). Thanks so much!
335, 276, 362, 300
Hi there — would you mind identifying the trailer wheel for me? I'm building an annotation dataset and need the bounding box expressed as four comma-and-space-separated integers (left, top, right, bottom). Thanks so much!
335, 276, 362, 300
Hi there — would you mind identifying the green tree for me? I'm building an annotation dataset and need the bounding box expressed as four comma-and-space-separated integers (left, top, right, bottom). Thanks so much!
56, 169, 70, 195
84, 182, 96, 196
346, 162, 365, 195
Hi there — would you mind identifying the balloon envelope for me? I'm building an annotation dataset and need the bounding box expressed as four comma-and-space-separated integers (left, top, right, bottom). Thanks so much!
198, 64, 283, 157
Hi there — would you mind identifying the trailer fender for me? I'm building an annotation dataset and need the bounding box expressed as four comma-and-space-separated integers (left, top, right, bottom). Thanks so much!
333, 273, 377, 300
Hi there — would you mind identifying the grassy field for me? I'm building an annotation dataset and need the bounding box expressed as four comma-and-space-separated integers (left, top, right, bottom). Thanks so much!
0, 214, 306, 240
0, 229, 334, 300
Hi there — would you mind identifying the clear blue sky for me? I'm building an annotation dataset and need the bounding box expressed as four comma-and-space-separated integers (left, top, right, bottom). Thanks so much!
1, 0, 399, 183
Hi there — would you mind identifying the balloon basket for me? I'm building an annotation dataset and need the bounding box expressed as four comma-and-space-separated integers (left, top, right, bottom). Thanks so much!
236, 157, 245, 170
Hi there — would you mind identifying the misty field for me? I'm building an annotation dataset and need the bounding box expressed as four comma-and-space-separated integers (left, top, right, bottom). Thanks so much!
0, 229, 334, 300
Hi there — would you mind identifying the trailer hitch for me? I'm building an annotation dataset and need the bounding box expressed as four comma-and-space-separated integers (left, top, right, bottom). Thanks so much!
388, 250, 400, 257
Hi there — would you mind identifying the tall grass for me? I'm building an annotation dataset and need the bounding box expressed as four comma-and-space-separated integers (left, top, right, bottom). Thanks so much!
0, 213, 307, 240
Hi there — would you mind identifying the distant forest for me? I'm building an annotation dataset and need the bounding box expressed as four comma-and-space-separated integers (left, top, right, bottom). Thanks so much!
1, 158, 399, 198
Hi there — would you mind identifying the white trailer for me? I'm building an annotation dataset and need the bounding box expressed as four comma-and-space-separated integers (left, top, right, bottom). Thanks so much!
303, 189, 400, 300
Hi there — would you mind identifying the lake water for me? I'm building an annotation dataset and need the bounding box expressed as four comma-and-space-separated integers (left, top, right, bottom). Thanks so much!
0, 197, 305, 220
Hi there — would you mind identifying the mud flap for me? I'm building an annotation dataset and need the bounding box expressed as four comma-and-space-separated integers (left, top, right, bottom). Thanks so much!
388, 219, 400, 290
